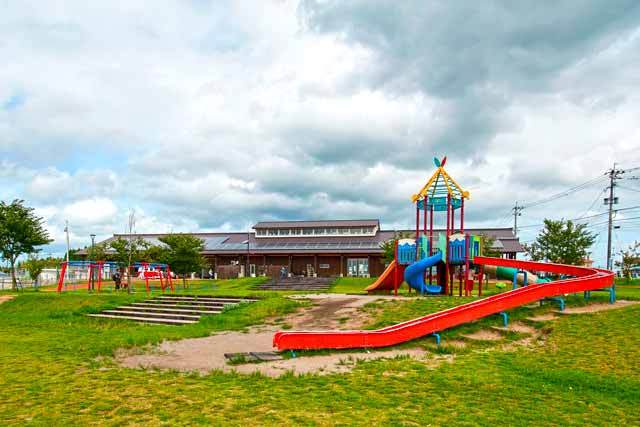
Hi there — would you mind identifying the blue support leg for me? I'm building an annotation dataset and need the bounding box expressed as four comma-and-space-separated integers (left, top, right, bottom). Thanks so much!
431, 333, 441, 346
512, 270, 518, 290
610, 286, 616, 304
497, 311, 508, 327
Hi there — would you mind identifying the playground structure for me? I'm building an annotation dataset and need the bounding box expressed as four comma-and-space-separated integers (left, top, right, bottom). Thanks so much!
56, 261, 173, 293
273, 156, 616, 351
366, 156, 482, 296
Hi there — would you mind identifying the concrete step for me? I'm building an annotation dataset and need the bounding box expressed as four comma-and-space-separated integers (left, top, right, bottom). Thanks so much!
102, 310, 201, 321
131, 302, 223, 313
119, 305, 222, 315
87, 313, 197, 325
142, 299, 231, 308
156, 296, 257, 303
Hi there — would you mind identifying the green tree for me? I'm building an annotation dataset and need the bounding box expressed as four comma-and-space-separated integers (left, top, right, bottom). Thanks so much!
158, 234, 205, 288
478, 233, 502, 258
108, 236, 153, 292
615, 241, 640, 282
0, 200, 53, 290
524, 219, 596, 265
85, 243, 108, 262
23, 255, 48, 288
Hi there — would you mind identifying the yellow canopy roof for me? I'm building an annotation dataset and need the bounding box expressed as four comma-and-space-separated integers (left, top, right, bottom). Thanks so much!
411, 157, 470, 202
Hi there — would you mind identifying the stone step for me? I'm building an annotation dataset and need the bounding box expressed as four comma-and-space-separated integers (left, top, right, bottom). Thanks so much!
119, 305, 222, 315
156, 296, 257, 303
102, 310, 201, 321
143, 299, 231, 307
87, 313, 197, 325
131, 302, 224, 312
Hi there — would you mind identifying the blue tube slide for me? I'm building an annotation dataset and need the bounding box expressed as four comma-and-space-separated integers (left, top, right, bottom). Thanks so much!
404, 253, 443, 294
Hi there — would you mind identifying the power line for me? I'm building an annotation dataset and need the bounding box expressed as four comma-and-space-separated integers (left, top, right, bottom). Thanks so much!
514, 205, 640, 230
520, 175, 607, 209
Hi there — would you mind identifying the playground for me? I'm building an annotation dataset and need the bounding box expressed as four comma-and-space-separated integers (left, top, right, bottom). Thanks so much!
1, 158, 638, 425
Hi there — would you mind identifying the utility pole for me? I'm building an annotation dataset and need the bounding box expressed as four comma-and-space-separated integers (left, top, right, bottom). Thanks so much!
605, 164, 624, 270
512, 202, 524, 237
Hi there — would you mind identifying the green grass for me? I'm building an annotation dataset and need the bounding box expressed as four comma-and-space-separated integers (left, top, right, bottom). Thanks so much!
328, 277, 375, 294
1, 279, 639, 425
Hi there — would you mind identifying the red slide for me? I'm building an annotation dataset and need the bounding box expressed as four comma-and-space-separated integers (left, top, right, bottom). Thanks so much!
273, 257, 614, 350
364, 260, 403, 292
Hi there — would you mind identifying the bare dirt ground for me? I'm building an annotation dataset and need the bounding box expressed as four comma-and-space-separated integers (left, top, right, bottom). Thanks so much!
115, 295, 640, 377
461, 329, 503, 341
0, 295, 15, 304
117, 294, 431, 377
556, 300, 639, 314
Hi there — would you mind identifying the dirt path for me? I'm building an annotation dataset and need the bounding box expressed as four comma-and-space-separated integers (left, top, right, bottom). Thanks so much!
116, 296, 640, 377
0, 295, 15, 305
117, 294, 418, 377
556, 300, 639, 314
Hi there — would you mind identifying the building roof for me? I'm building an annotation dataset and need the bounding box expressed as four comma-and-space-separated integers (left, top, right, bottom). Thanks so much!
90, 226, 523, 256
253, 219, 380, 229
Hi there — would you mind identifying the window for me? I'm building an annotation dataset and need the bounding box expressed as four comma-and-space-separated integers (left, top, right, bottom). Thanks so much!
347, 258, 369, 277
351, 228, 362, 234
268, 229, 278, 236
326, 228, 338, 235
314, 228, 326, 235
303, 228, 313, 235
292, 228, 302, 236
278, 229, 290, 236
256, 229, 266, 236
339, 228, 350, 235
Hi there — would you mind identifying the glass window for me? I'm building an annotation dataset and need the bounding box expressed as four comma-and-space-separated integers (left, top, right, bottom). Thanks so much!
326, 228, 338, 235
303, 228, 313, 235
278, 229, 290, 236
256, 229, 266, 236
314, 228, 326, 235
267, 229, 278, 236
351, 228, 362, 234
347, 258, 369, 277
339, 228, 350, 235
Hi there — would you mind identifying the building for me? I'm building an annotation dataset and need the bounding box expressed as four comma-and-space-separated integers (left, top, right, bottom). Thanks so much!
97, 219, 524, 279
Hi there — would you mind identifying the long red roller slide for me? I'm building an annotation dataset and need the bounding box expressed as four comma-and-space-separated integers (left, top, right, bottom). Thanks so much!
273, 256, 614, 351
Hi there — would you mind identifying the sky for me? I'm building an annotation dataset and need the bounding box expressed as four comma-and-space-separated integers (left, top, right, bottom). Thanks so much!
1, 0, 639, 267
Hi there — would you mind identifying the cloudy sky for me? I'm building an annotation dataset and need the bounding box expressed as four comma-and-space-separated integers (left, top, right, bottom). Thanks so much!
1, 0, 639, 267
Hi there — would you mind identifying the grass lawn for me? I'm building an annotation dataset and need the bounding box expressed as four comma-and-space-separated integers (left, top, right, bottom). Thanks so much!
1, 280, 639, 425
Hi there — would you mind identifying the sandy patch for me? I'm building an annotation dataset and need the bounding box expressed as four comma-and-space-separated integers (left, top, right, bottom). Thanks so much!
461, 330, 503, 341
119, 342, 431, 377
117, 293, 408, 376
493, 322, 537, 335
443, 340, 467, 349
526, 313, 557, 322
556, 300, 639, 314
0, 295, 15, 304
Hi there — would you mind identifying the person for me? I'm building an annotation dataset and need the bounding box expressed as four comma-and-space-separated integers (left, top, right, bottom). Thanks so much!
112, 271, 122, 290
280, 266, 287, 279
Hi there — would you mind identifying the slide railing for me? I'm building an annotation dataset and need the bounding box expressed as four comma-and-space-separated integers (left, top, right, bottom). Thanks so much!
273, 257, 613, 350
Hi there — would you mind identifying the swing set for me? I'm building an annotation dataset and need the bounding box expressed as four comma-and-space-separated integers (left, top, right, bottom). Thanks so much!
56, 260, 174, 293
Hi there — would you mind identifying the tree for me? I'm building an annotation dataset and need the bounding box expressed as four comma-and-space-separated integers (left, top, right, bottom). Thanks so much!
109, 237, 150, 267
85, 243, 108, 262
158, 234, 205, 288
478, 233, 502, 258
0, 200, 53, 290
23, 255, 48, 288
615, 241, 640, 282
524, 219, 596, 266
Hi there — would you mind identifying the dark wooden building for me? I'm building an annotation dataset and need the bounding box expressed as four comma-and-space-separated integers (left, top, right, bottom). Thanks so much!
99, 219, 524, 279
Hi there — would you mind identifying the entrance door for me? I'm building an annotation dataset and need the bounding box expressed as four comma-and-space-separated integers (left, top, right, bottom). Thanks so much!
347, 258, 369, 277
